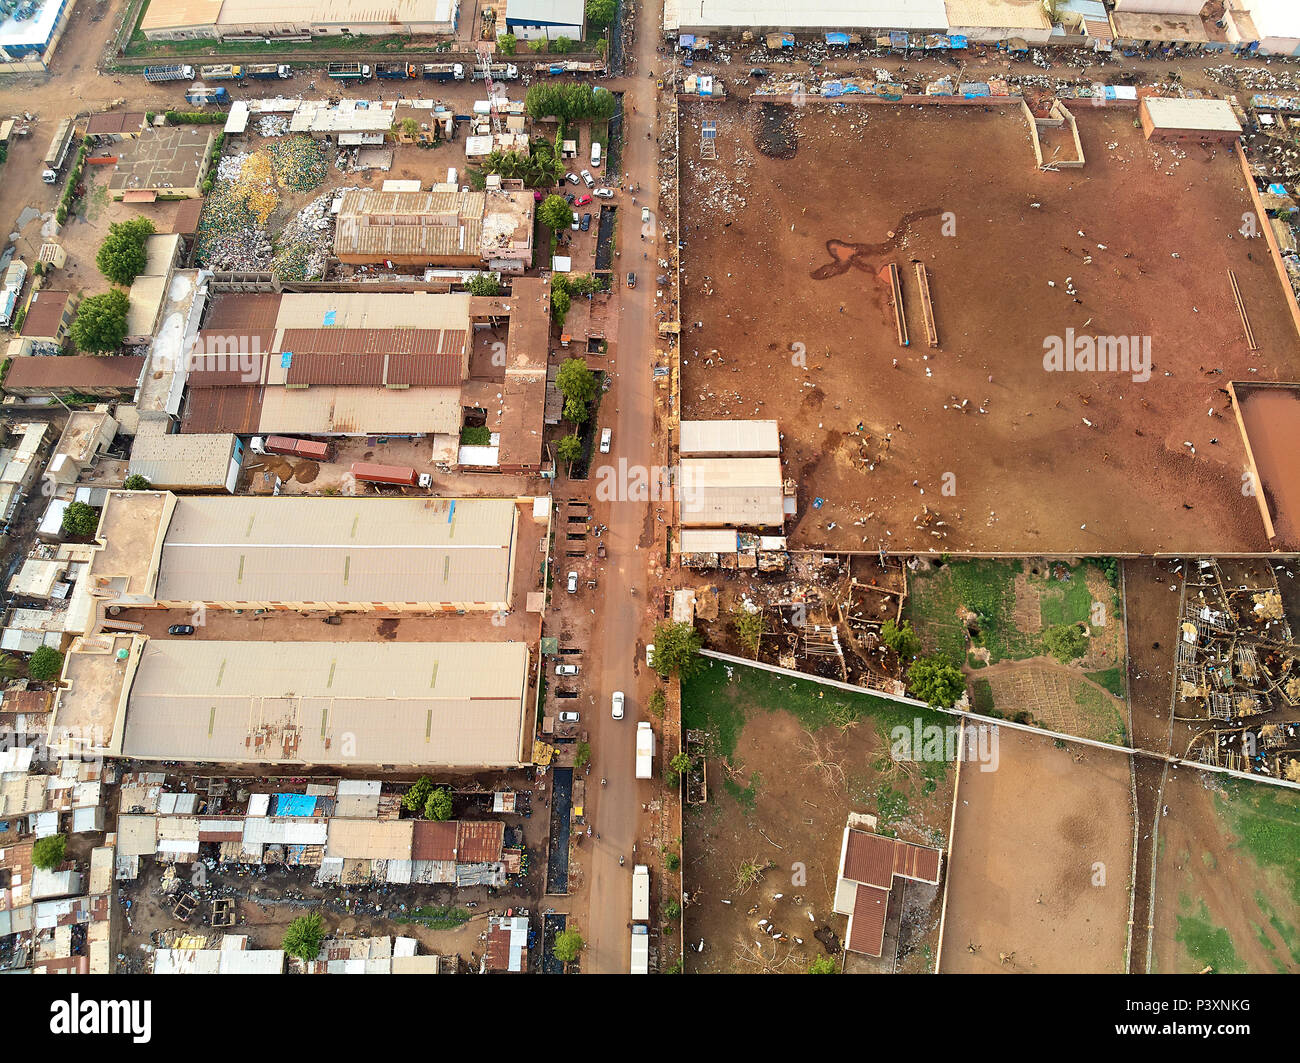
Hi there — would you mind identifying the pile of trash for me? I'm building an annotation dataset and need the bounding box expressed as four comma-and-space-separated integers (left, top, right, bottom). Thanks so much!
269, 191, 337, 281
265, 134, 328, 192
257, 114, 290, 137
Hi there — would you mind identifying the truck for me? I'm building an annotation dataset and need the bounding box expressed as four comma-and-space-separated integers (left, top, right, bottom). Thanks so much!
327, 62, 372, 81
472, 63, 519, 81
421, 62, 465, 82
247, 64, 292, 80
635, 721, 655, 779
351, 461, 433, 488
142, 64, 194, 83
252, 435, 333, 462
631, 865, 650, 922
199, 64, 244, 81
630, 925, 649, 974
376, 62, 416, 79
41, 118, 74, 184
185, 86, 230, 106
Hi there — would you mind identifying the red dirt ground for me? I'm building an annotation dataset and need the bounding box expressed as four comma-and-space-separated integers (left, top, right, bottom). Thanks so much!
939, 726, 1133, 972
679, 101, 1300, 554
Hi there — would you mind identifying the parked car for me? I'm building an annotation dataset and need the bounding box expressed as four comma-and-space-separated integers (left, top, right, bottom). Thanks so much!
750, 67, 769, 78
646, 644, 655, 668
593, 188, 614, 199
641, 206, 651, 224
574, 193, 592, 207
570, 212, 579, 230
556, 663, 579, 676
566, 570, 578, 593
559, 711, 581, 723
580, 169, 595, 188
566, 172, 580, 185
627, 272, 636, 289
168, 624, 195, 636
599, 427, 612, 453
580, 212, 591, 232
564, 191, 576, 204
611, 691, 625, 720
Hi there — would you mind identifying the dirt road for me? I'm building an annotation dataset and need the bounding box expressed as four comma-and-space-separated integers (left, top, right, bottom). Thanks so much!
581, 0, 663, 977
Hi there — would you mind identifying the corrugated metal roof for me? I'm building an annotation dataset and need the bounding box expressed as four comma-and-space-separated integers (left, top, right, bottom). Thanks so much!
119, 640, 530, 768
455, 820, 504, 863
847, 883, 890, 957
679, 420, 780, 457
155, 496, 517, 607
204, 292, 283, 332
182, 384, 265, 434
411, 819, 458, 861
679, 457, 785, 528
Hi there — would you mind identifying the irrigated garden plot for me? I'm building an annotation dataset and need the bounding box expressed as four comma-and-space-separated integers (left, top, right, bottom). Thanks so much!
679, 101, 1300, 554
905, 557, 1128, 743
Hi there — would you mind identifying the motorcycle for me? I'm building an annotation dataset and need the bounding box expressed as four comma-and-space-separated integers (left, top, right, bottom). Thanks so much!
619, 855, 625, 866
601, 778, 607, 787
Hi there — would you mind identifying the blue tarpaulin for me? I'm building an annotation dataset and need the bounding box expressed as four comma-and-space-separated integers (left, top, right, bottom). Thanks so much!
951, 35, 968, 48
678, 34, 695, 48
889, 31, 908, 48
825, 32, 850, 45
272, 794, 318, 817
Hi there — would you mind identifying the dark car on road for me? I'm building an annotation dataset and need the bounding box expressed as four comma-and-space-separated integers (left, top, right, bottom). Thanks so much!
627, 272, 636, 288
580, 212, 591, 232
168, 624, 195, 636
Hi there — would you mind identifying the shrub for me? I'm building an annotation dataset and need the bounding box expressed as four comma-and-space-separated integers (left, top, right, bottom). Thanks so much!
28, 646, 64, 682
61, 500, 100, 538
282, 912, 326, 961
32, 834, 66, 870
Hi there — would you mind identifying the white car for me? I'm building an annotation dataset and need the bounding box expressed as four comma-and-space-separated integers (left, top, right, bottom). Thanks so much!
580, 169, 595, 188
559, 710, 580, 723
593, 188, 614, 199
570, 211, 579, 231
556, 663, 579, 676
599, 427, 611, 453
611, 691, 625, 720
566, 570, 578, 593
566, 172, 580, 185
645, 644, 655, 668
641, 206, 651, 224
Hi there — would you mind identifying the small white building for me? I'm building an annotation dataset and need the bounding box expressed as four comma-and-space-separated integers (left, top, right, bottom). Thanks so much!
501, 0, 585, 42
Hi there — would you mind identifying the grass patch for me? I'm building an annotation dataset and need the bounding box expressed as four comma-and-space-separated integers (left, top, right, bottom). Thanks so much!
723, 771, 760, 812
1085, 667, 1125, 698
1216, 781, 1300, 905
970, 678, 995, 717
392, 905, 471, 930
1175, 898, 1244, 973
681, 658, 950, 762
1254, 893, 1300, 965
905, 559, 1027, 664
1072, 681, 1127, 745
124, 32, 418, 59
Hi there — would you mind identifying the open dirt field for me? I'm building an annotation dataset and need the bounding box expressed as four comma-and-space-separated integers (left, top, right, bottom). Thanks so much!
681, 658, 954, 973
1151, 769, 1300, 974
939, 726, 1133, 972
679, 101, 1300, 554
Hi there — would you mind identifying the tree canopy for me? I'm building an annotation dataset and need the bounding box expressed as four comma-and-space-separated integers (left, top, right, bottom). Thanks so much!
61, 500, 99, 538
96, 217, 155, 287
424, 787, 453, 821
32, 834, 66, 871
27, 646, 64, 682
71, 289, 130, 354
466, 272, 503, 296
906, 654, 966, 709
282, 912, 326, 962
556, 433, 582, 466
554, 929, 584, 963
539, 193, 574, 232
556, 357, 596, 406
650, 621, 704, 680
122, 474, 152, 491
586, 0, 616, 26
881, 618, 921, 659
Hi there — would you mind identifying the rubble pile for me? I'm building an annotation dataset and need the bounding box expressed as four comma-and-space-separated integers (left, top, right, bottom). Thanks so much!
270, 192, 337, 281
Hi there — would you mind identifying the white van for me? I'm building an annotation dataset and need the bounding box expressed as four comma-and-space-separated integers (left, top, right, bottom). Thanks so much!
599, 427, 612, 453
590, 141, 602, 168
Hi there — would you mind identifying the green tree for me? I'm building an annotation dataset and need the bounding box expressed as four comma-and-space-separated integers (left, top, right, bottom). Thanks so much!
551, 285, 571, 326
424, 786, 453, 821
648, 689, 666, 718
530, 38, 547, 54
562, 395, 588, 427
0, 654, 23, 679
664, 851, 680, 872
662, 898, 681, 922
61, 500, 99, 538
552, 36, 574, 53
71, 289, 130, 354
556, 433, 582, 470
122, 474, 152, 491
906, 653, 966, 709
881, 618, 921, 659
96, 217, 155, 286
402, 775, 434, 814
499, 33, 518, 55
32, 834, 66, 871
554, 928, 584, 963
282, 912, 326, 962
466, 272, 502, 297
668, 751, 690, 774
539, 193, 574, 232
556, 356, 596, 407
586, 0, 616, 26
650, 621, 704, 680
27, 646, 64, 682
1042, 622, 1089, 663
399, 117, 419, 138
732, 606, 763, 658
808, 955, 837, 974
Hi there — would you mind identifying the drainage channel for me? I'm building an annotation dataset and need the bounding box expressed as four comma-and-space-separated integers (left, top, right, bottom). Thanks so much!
545, 766, 573, 895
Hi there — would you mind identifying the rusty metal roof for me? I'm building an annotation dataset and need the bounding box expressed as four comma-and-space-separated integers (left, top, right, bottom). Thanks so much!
181, 384, 264, 434
455, 820, 504, 863
848, 884, 890, 957
843, 829, 942, 888
411, 820, 458, 861
203, 292, 282, 332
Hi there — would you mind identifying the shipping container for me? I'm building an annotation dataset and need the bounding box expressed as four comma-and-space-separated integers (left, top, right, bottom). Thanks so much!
351, 461, 418, 486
